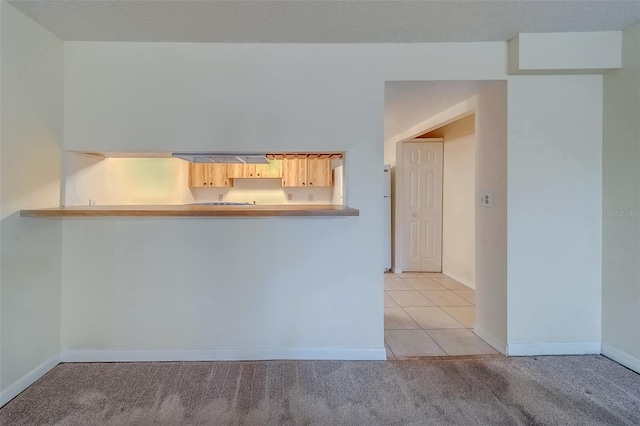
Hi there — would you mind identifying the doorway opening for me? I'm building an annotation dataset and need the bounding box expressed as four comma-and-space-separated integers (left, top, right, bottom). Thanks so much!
383, 81, 507, 358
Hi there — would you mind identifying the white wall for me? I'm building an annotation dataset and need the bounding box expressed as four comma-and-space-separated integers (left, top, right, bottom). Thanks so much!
602, 23, 640, 372
0, 1, 63, 405
384, 81, 492, 143
65, 43, 505, 153
475, 82, 508, 353
426, 114, 476, 288
59, 41, 605, 361
62, 42, 507, 361
507, 75, 603, 355
385, 96, 477, 166
509, 32, 622, 74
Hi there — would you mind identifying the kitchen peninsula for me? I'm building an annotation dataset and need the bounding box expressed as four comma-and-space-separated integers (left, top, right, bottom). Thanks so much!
21, 204, 358, 217
22, 151, 357, 217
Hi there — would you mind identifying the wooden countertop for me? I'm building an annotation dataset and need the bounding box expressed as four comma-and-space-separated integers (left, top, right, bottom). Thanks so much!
20, 204, 359, 218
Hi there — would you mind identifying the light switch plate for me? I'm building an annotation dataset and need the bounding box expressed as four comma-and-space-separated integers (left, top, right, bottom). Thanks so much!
480, 192, 493, 207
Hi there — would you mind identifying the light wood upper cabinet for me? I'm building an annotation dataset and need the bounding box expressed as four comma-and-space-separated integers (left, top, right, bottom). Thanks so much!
229, 160, 282, 178
307, 158, 332, 187
189, 163, 208, 187
245, 164, 257, 178
207, 164, 231, 187
189, 163, 230, 188
188, 156, 336, 188
258, 159, 283, 178
282, 157, 331, 187
282, 158, 307, 187
227, 163, 246, 178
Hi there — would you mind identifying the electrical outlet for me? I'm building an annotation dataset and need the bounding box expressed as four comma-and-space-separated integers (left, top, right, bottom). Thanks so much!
308, 194, 314, 202
218, 194, 224, 201
479, 192, 493, 207
287, 193, 292, 201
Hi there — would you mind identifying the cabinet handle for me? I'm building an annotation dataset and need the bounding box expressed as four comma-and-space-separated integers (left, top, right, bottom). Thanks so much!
204, 183, 208, 186
310, 182, 313, 185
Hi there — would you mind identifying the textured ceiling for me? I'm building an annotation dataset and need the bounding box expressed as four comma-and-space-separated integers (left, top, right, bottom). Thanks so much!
8, 0, 640, 43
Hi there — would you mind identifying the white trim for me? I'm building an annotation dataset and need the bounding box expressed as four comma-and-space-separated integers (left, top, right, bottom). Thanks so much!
473, 326, 506, 355
507, 341, 601, 356
601, 343, 640, 374
60, 347, 386, 363
0, 353, 60, 407
442, 269, 475, 290
392, 266, 403, 274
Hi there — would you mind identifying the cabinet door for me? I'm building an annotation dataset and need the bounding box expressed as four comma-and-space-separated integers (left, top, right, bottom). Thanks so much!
189, 163, 208, 187
245, 164, 257, 178
246, 160, 283, 178
189, 163, 230, 187
206, 164, 231, 187
282, 158, 307, 187
254, 159, 282, 178
227, 163, 246, 178
307, 158, 332, 187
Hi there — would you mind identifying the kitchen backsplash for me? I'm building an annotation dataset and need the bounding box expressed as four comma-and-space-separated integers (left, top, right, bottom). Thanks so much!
193, 178, 332, 205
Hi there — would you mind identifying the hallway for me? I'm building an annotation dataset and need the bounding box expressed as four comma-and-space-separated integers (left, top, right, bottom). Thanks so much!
384, 272, 497, 358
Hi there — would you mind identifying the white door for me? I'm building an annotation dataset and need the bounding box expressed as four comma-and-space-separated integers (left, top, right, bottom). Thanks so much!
402, 142, 443, 272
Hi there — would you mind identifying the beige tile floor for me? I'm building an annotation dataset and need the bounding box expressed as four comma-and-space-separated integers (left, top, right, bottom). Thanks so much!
384, 272, 498, 358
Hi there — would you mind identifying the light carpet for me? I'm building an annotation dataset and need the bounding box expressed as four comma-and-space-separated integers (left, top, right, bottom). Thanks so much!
1, 355, 639, 425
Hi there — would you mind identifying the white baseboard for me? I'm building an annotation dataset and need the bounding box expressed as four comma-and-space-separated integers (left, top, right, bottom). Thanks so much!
1, 353, 60, 408
473, 326, 506, 354
601, 343, 640, 374
60, 347, 387, 363
392, 266, 403, 274
507, 341, 601, 356
441, 269, 475, 290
